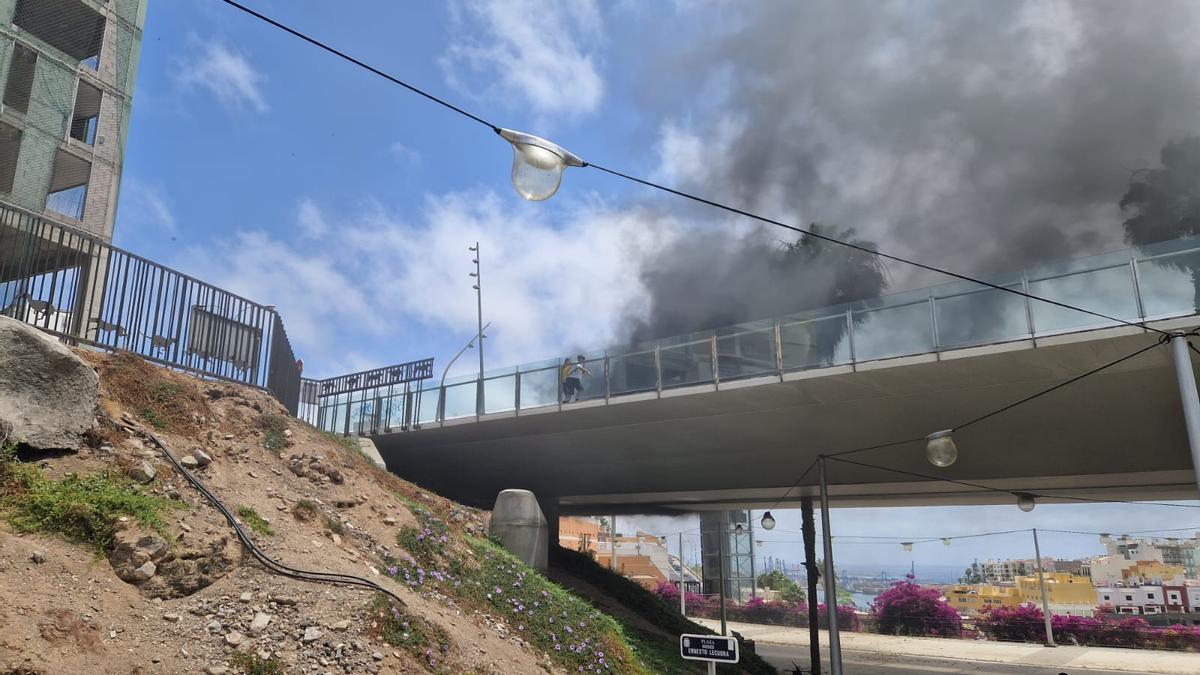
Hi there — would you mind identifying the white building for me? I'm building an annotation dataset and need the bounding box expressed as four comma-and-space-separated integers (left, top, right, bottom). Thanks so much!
1096, 585, 1166, 615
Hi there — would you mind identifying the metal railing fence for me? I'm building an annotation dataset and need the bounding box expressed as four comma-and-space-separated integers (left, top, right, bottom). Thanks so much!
0, 203, 302, 412
322, 235, 1200, 436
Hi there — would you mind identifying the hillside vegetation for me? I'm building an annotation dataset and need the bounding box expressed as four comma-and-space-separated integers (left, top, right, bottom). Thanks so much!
0, 350, 775, 674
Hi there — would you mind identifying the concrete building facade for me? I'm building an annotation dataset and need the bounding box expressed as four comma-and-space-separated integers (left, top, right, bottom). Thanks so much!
944, 573, 1096, 618
1, 0, 145, 239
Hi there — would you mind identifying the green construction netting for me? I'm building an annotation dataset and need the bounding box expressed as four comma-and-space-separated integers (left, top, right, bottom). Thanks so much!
0, 0, 144, 239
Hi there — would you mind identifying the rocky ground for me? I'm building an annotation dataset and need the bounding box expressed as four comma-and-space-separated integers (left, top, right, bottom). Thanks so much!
0, 344, 562, 674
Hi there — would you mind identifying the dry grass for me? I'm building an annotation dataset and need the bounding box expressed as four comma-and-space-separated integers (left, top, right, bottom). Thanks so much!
82, 352, 210, 436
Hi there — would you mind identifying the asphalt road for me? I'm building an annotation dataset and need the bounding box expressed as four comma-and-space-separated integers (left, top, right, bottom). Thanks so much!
754, 643, 1137, 675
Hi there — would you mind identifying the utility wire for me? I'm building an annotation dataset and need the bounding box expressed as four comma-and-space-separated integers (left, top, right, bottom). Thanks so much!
214, 0, 1172, 339
827, 338, 1167, 459
826, 455, 1200, 509
217, 0, 500, 133
586, 163, 1170, 337
763, 457, 822, 513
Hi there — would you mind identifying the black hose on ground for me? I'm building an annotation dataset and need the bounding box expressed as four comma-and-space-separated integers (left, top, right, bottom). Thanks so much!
145, 433, 406, 606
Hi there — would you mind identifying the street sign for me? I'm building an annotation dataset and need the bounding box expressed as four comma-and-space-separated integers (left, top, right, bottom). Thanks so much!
680, 633, 739, 663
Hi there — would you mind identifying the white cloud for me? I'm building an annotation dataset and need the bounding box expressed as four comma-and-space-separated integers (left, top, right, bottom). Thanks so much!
177, 42, 268, 113
180, 190, 676, 379
389, 142, 422, 165
296, 198, 328, 239
118, 177, 177, 235
442, 0, 605, 121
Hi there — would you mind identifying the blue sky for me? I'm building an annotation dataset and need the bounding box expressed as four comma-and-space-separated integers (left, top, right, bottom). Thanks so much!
112, 1, 1200, 569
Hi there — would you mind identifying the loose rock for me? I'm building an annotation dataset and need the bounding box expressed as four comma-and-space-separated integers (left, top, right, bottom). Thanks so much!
249, 612, 271, 634
302, 626, 322, 643
129, 460, 156, 483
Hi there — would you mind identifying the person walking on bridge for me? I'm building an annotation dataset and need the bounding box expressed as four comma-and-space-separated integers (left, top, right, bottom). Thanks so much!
562, 354, 591, 403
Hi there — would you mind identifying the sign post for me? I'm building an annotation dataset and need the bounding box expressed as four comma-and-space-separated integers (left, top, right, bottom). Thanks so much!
681, 633, 738, 674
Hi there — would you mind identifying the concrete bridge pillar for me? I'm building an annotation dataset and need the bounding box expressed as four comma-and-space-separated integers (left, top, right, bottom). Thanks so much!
489, 489, 552, 571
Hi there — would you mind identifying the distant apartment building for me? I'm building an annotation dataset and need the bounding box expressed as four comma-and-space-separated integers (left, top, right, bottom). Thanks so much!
944, 573, 1096, 618
584, 528, 701, 592
1090, 558, 1187, 588
979, 558, 1048, 584
559, 515, 600, 554
1, 0, 145, 238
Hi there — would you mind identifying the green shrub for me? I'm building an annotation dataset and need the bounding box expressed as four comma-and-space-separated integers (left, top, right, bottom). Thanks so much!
236, 505, 273, 536
324, 515, 344, 535
369, 594, 452, 671
395, 507, 449, 564
550, 546, 778, 675
1, 453, 180, 552
230, 651, 284, 675
260, 415, 289, 451
291, 499, 319, 522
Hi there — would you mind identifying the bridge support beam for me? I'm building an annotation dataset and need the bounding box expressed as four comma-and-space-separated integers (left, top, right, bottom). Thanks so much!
489, 489, 549, 571
1169, 336, 1200, 496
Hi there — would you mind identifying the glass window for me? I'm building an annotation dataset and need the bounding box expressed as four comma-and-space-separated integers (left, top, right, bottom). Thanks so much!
3, 42, 37, 113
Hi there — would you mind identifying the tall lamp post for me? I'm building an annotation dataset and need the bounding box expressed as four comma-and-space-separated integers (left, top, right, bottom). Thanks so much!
469, 243, 485, 415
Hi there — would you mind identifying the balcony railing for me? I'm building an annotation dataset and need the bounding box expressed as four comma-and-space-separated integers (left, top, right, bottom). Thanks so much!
312, 236, 1200, 436
0, 203, 303, 413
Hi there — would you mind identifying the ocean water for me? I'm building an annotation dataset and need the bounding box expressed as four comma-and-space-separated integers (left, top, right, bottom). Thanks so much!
837, 563, 964, 585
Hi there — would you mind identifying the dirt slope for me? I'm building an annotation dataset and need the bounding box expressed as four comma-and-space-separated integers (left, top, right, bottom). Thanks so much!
0, 352, 561, 675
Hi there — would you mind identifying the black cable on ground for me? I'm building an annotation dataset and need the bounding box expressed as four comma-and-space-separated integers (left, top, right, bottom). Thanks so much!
146, 433, 407, 606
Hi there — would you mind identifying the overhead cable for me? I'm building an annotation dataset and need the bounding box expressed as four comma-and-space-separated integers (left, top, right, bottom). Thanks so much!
214, 0, 1171, 338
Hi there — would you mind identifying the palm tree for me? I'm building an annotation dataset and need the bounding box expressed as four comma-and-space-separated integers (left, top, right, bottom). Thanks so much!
1120, 136, 1200, 311
779, 223, 887, 364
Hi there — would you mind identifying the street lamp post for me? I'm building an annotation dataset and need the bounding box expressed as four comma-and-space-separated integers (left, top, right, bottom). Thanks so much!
438, 322, 490, 422
818, 457, 844, 675
1031, 528, 1056, 647
469, 243, 485, 415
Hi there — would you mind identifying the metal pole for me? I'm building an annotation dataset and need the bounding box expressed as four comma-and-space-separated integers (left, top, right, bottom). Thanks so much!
470, 243, 485, 415
718, 515, 729, 636
1170, 336, 1200, 494
707, 662, 716, 675
438, 323, 490, 422
679, 531, 687, 617
1032, 528, 1056, 647
801, 496, 822, 675
818, 458, 843, 675
610, 515, 617, 572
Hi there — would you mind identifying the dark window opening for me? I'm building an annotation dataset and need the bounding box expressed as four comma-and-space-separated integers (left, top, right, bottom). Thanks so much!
13, 0, 105, 67
69, 79, 101, 145
45, 149, 90, 220
3, 42, 37, 114
0, 122, 21, 193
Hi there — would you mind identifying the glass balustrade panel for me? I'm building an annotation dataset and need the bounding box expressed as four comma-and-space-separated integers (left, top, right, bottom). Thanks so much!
608, 348, 659, 396
933, 280, 1029, 349
717, 320, 777, 380
779, 312, 851, 370
659, 337, 714, 388
483, 374, 517, 414
520, 365, 561, 409
442, 380, 478, 420
852, 292, 936, 361
1136, 241, 1200, 318
1028, 262, 1137, 334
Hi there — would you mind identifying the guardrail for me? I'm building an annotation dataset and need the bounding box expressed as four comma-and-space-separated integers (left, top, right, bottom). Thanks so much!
320, 235, 1200, 435
0, 203, 303, 413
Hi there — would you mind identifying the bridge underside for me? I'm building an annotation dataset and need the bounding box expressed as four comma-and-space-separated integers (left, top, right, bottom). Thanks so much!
374, 321, 1200, 514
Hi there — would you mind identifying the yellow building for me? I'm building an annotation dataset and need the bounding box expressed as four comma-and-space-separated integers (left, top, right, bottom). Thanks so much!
944, 573, 1097, 617
1120, 560, 1186, 586
943, 584, 1021, 616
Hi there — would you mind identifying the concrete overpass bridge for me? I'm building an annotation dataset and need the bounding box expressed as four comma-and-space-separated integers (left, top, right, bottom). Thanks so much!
319, 238, 1200, 515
